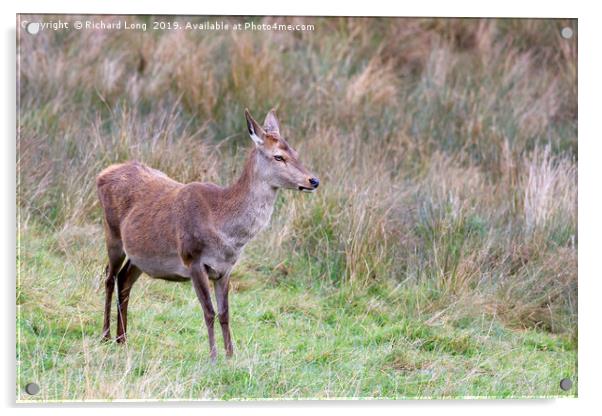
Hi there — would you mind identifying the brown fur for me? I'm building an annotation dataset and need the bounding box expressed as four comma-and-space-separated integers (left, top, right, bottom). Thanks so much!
97, 109, 319, 361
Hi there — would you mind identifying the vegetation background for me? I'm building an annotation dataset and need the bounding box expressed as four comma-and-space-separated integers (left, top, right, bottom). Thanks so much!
17, 15, 577, 400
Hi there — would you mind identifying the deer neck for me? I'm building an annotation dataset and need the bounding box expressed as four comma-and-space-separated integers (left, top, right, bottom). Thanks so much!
220, 148, 278, 247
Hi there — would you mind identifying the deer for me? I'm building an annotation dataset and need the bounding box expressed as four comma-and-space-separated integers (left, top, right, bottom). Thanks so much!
96, 108, 320, 361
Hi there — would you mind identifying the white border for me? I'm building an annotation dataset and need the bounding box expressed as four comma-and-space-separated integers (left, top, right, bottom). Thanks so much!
3, 1, 600, 415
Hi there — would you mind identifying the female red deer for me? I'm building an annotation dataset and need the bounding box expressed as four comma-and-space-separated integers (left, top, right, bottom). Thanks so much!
96, 109, 319, 361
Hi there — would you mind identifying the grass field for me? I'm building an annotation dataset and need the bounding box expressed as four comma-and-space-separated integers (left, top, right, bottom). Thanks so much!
17, 16, 577, 400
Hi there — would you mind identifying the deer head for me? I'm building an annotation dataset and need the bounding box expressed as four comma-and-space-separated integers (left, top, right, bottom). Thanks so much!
245, 108, 320, 192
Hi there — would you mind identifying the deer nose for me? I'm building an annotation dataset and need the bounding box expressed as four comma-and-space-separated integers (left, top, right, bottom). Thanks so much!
309, 177, 320, 188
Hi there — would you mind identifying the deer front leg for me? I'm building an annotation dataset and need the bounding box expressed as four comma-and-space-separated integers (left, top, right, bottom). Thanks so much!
214, 274, 233, 357
190, 262, 217, 362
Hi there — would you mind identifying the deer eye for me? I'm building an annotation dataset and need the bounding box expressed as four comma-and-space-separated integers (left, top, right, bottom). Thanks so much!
274, 155, 285, 162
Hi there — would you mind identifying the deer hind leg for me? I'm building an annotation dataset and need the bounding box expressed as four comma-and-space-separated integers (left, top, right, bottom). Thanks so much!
214, 275, 233, 357
116, 260, 142, 343
102, 242, 125, 341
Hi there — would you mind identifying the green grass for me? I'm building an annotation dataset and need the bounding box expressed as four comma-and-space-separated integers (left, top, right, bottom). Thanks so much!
17, 224, 576, 400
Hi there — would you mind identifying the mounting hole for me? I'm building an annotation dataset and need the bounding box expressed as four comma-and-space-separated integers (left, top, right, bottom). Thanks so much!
561, 27, 574, 39
25, 382, 40, 395
559, 378, 573, 391
25, 22, 40, 35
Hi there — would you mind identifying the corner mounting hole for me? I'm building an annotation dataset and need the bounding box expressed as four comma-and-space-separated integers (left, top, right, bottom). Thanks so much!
26, 22, 40, 35
559, 378, 573, 391
25, 382, 40, 395
561, 27, 573, 39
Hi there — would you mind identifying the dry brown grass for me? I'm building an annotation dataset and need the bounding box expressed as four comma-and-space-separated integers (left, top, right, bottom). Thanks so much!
18, 16, 577, 334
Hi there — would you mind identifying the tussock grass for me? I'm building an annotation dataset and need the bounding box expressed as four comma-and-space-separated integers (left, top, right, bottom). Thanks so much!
17, 16, 577, 399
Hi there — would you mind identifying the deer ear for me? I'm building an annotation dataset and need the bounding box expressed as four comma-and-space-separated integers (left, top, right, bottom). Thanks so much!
245, 108, 265, 146
263, 109, 281, 135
